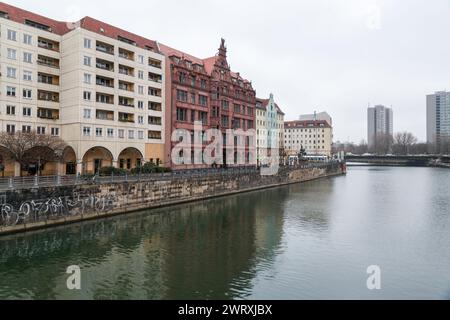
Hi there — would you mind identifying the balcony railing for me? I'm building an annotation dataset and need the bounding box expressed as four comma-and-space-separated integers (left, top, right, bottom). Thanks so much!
37, 60, 59, 69
96, 44, 114, 55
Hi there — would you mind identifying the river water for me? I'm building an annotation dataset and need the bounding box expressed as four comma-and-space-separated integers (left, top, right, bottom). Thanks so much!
0, 166, 449, 300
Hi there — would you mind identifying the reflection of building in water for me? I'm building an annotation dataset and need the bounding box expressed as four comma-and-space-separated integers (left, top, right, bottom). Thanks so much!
0, 187, 289, 300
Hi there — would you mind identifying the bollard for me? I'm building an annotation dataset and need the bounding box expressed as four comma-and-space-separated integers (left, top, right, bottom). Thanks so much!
34, 176, 39, 188
9, 177, 13, 189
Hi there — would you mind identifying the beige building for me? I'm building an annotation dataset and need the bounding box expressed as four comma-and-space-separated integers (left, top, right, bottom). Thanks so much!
0, 3, 165, 176
256, 94, 284, 165
284, 119, 333, 157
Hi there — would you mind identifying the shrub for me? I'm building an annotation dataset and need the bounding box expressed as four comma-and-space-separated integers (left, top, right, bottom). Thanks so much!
130, 162, 172, 175
98, 166, 127, 176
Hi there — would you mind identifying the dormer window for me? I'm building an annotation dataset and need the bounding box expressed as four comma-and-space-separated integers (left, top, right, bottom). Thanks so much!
118, 35, 136, 46
25, 19, 51, 32
0, 11, 9, 19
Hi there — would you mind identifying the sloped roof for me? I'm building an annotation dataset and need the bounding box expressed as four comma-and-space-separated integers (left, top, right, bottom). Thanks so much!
159, 41, 253, 85
0, 2, 71, 35
256, 97, 285, 115
0, 2, 159, 52
158, 43, 204, 65
79, 16, 159, 52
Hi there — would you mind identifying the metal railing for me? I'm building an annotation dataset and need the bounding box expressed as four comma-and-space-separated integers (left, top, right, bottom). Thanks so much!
0, 162, 340, 191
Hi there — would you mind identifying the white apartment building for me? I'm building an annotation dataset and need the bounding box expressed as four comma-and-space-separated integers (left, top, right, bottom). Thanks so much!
256, 94, 284, 165
0, 3, 165, 176
427, 91, 450, 152
367, 105, 393, 151
284, 120, 333, 157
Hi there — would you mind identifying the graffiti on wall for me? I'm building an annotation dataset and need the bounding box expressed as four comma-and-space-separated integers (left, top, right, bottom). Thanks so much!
0, 192, 117, 227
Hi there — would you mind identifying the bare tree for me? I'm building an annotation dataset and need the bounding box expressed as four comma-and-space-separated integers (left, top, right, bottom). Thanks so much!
0, 131, 67, 176
393, 132, 418, 155
373, 133, 393, 155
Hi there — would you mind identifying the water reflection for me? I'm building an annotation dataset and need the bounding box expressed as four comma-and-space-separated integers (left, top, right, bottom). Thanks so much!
0, 187, 289, 300
1, 167, 449, 300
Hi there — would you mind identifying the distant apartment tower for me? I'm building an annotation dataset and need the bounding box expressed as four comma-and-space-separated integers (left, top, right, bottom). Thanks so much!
427, 91, 450, 152
367, 105, 393, 150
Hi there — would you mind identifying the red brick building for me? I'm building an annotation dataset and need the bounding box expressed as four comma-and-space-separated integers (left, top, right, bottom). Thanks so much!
160, 39, 256, 169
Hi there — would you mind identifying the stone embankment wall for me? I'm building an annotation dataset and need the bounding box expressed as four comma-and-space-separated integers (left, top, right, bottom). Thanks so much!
0, 163, 345, 235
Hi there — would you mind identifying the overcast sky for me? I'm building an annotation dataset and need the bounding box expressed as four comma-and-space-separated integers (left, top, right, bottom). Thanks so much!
7, 0, 450, 142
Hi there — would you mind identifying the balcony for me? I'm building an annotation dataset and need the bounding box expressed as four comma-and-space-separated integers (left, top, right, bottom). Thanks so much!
37, 55, 59, 69
148, 116, 162, 126
96, 109, 114, 121
96, 93, 114, 105
37, 108, 59, 120
149, 102, 162, 112
148, 87, 162, 97
38, 37, 59, 52
148, 58, 162, 69
118, 112, 134, 123
38, 90, 59, 102
96, 75, 115, 88
119, 48, 135, 61
38, 72, 59, 86
118, 81, 134, 92
148, 72, 162, 83
96, 58, 114, 72
118, 64, 134, 77
148, 131, 162, 140
119, 96, 134, 108
96, 41, 114, 55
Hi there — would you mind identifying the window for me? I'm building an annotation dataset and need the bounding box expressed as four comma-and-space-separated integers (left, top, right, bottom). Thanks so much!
83, 109, 91, 119
138, 101, 144, 109
176, 108, 188, 121
23, 89, 32, 99
83, 127, 91, 136
176, 90, 188, 102
190, 93, 196, 104
6, 87, 16, 97
138, 86, 144, 95
118, 129, 125, 139
7, 48, 16, 60
138, 70, 144, 79
23, 107, 32, 117
201, 79, 207, 89
6, 105, 16, 115
84, 38, 91, 49
23, 34, 32, 45
7, 67, 16, 78
138, 116, 144, 124
22, 125, 31, 133
83, 91, 92, 101
128, 130, 134, 139
23, 52, 32, 63
84, 73, 92, 84
23, 71, 33, 81
199, 95, 208, 106
107, 128, 114, 138
96, 128, 103, 137
37, 126, 46, 135
6, 124, 15, 134
84, 56, 91, 66
51, 128, 60, 136
138, 131, 144, 140
7, 29, 17, 41
138, 55, 144, 64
